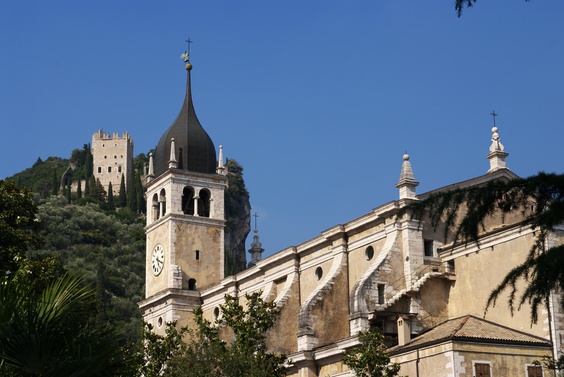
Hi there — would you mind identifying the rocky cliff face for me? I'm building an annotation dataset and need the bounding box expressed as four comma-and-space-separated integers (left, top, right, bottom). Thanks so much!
224, 159, 251, 276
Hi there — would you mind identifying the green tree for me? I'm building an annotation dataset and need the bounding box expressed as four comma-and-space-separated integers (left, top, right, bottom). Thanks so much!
85, 144, 93, 178
342, 327, 400, 377
10, 254, 65, 296
52, 169, 58, 195
66, 177, 72, 202
77, 176, 82, 199
118, 174, 127, 208
95, 258, 111, 327
137, 322, 187, 377
0, 274, 124, 376
406, 172, 564, 323
224, 159, 251, 276
85, 173, 91, 197
108, 181, 115, 210
135, 171, 145, 214
0, 180, 42, 276
168, 292, 286, 377
127, 171, 138, 212
87, 177, 107, 204
34, 195, 146, 344
33, 157, 44, 168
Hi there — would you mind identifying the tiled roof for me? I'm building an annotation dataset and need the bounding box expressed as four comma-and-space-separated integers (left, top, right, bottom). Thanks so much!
389, 315, 551, 355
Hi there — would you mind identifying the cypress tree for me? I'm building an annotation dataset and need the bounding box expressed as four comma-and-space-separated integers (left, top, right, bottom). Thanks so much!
85, 174, 91, 197
107, 182, 115, 210
88, 176, 97, 199
135, 171, 145, 214
52, 170, 59, 195
95, 178, 106, 202
85, 144, 93, 178
77, 177, 82, 199
127, 171, 137, 212
118, 174, 127, 208
95, 259, 110, 327
66, 178, 72, 202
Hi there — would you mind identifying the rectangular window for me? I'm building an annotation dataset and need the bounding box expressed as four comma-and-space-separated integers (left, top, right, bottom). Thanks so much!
377, 284, 385, 304
118, 166, 122, 173
424, 239, 434, 257
107, 166, 112, 173
527, 365, 543, 377
97, 167, 102, 174
474, 362, 491, 377
195, 250, 200, 260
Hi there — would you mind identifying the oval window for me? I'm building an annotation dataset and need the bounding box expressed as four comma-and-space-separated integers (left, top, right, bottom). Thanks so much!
315, 267, 323, 280
365, 246, 374, 261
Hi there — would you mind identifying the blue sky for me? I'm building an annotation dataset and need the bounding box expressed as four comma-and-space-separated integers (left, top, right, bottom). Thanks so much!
2, 1, 563, 256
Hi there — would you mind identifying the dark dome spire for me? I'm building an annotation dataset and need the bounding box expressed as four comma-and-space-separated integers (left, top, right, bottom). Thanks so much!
154, 60, 217, 176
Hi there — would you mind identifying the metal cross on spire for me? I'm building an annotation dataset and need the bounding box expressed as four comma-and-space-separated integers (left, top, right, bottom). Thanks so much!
185, 37, 193, 53
181, 37, 193, 63
490, 110, 498, 127
253, 212, 259, 230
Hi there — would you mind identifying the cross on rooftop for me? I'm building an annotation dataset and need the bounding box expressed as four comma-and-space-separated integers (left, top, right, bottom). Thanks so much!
490, 110, 498, 127
185, 37, 193, 53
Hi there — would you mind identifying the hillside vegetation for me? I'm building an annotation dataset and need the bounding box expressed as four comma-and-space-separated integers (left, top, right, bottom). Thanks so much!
6, 146, 251, 345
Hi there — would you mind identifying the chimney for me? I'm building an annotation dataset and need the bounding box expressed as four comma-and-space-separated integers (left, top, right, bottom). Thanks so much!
397, 315, 411, 346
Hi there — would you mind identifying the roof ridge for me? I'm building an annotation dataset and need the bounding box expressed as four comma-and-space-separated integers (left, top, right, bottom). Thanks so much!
451, 314, 471, 337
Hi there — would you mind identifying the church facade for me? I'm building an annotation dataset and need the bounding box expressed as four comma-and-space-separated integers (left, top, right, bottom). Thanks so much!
139, 58, 563, 377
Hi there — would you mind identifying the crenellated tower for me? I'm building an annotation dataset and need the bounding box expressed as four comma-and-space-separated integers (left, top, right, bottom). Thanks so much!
91, 130, 134, 195
139, 51, 228, 332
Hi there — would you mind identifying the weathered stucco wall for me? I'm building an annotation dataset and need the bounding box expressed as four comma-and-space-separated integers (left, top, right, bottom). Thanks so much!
446, 231, 544, 337
146, 221, 171, 296
175, 222, 223, 290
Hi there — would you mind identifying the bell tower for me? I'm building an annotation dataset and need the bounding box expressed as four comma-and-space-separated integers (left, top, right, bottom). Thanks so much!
139, 49, 228, 332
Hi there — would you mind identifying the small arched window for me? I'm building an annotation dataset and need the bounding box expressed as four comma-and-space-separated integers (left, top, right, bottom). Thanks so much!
198, 189, 211, 217
182, 186, 195, 215
159, 189, 167, 216
152, 193, 159, 220
188, 278, 197, 290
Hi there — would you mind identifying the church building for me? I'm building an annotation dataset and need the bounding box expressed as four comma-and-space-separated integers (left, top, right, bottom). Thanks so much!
139, 55, 563, 377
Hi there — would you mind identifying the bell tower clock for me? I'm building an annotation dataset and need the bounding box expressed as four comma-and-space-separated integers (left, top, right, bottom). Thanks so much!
139, 53, 228, 333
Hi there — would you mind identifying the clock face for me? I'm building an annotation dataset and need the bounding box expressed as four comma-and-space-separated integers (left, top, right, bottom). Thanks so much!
151, 245, 165, 276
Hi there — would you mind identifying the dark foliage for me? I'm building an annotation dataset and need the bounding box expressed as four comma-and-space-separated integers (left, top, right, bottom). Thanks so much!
7, 157, 69, 197
406, 172, 564, 323
0, 274, 125, 376
455, 0, 530, 17
0, 180, 42, 276
118, 174, 127, 208
167, 292, 286, 377
33, 196, 146, 343
224, 159, 251, 275
342, 327, 400, 377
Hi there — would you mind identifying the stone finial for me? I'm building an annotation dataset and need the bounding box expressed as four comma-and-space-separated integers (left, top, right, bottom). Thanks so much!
147, 153, 155, 183
217, 145, 227, 175
487, 126, 509, 173
489, 127, 504, 153
396, 153, 419, 200
168, 138, 178, 169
